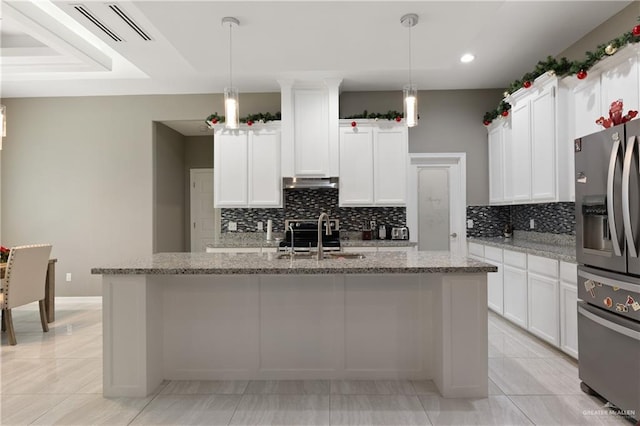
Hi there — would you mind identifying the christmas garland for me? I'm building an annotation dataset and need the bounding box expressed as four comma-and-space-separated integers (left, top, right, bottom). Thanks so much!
205, 111, 281, 127
483, 17, 640, 125
342, 110, 405, 121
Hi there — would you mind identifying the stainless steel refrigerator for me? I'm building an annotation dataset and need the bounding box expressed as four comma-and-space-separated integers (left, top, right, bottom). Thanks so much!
575, 119, 640, 421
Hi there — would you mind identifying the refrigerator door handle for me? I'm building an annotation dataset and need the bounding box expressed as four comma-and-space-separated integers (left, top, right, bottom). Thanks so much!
578, 269, 640, 293
607, 138, 623, 256
578, 306, 640, 341
623, 135, 638, 257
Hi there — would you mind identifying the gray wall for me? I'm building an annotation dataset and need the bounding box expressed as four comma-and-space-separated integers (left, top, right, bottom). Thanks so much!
154, 122, 186, 253
340, 89, 503, 205
558, 1, 640, 60
1, 93, 279, 296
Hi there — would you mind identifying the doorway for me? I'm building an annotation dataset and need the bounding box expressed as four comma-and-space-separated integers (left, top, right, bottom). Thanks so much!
407, 153, 466, 254
190, 168, 220, 252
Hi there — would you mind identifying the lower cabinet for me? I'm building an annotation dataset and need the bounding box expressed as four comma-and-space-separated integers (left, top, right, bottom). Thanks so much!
467, 241, 578, 358
502, 250, 528, 328
484, 246, 504, 315
559, 261, 578, 358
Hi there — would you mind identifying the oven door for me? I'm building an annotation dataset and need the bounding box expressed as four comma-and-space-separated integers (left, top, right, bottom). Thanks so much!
578, 301, 640, 420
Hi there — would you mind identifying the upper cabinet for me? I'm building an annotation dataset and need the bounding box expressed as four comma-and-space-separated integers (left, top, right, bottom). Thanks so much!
339, 121, 408, 207
488, 73, 573, 205
569, 44, 640, 141
279, 79, 341, 177
214, 124, 282, 208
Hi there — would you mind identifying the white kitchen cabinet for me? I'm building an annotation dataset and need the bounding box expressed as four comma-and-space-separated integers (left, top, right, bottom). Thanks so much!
510, 101, 532, 202
339, 126, 374, 205
502, 250, 528, 328
339, 121, 408, 207
484, 246, 504, 315
214, 130, 248, 207
279, 80, 341, 177
467, 242, 485, 259
559, 261, 578, 358
373, 126, 408, 205
488, 120, 509, 204
600, 50, 639, 118
214, 125, 282, 208
527, 254, 559, 346
572, 77, 602, 139
530, 85, 556, 201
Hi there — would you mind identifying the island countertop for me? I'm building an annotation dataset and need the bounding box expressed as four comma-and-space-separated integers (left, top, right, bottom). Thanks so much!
91, 251, 497, 275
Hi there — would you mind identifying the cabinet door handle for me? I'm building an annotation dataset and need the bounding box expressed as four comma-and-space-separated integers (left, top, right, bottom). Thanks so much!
623, 135, 638, 258
607, 138, 623, 256
449, 233, 457, 238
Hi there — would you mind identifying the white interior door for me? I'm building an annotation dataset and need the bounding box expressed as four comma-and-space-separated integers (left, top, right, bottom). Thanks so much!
190, 168, 220, 252
407, 154, 466, 255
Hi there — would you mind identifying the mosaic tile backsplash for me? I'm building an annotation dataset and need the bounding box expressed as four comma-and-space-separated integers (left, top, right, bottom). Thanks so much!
467, 202, 575, 237
221, 188, 406, 232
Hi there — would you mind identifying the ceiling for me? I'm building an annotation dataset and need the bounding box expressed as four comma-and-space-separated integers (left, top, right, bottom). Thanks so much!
1, 0, 635, 99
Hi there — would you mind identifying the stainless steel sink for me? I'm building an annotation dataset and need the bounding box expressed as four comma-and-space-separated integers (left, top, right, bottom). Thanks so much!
326, 252, 366, 259
276, 253, 314, 260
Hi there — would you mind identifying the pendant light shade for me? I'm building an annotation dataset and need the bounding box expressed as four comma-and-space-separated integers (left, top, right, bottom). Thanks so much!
222, 17, 240, 129
401, 13, 418, 128
403, 84, 418, 128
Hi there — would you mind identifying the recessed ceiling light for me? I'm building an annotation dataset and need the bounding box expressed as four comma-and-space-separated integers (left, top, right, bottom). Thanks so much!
460, 53, 475, 63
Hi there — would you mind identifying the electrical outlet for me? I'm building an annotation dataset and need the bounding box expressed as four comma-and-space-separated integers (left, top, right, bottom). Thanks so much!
228, 221, 237, 231
530, 219, 535, 229
257, 221, 264, 231
467, 219, 474, 229
66, 273, 72, 282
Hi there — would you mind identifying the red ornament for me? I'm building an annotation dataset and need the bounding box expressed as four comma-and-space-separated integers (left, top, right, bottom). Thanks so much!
633, 24, 640, 37
577, 70, 588, 80
501, 110, 509, 117
351, 121, 357, 127
211, 118, 218, 124
483, 120, 491, 126
523, 81, 532, 89
247, 120, 254, 126
395, 116, 402, 122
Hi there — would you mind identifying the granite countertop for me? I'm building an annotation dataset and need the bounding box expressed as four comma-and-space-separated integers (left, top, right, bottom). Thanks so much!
91, 251, 496, 275
468, 236, 576, 263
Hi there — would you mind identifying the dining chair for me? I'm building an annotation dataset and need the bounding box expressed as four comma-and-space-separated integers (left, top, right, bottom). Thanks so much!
0, 244, 52, 345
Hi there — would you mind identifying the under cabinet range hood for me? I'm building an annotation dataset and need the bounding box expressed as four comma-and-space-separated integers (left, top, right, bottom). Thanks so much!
283, 177, 339, 190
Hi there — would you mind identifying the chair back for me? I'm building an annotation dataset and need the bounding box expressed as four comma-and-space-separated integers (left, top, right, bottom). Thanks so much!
3, 244, 52, 309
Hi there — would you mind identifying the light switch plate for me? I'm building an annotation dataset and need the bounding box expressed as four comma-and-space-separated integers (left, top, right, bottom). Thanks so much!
467, 219, 474, 229
228, 221, 237, 231
530, 219, 535, 229
257, 221, 263, 231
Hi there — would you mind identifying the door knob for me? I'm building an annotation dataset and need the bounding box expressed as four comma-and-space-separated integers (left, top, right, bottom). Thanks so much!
450, 233, 457, 238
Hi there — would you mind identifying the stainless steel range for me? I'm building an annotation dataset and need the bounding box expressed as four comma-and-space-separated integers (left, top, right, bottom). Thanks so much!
279, 218, 341, 252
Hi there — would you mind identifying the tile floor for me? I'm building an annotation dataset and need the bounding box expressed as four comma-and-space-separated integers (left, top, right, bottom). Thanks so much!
1, 298, 636, 425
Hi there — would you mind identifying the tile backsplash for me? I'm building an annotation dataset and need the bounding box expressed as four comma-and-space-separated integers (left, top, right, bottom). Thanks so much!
467, 202, 575, 237
221, 188, 406, 232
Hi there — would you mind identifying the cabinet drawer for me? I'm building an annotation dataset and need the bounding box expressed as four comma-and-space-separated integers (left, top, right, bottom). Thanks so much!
560, 261, 577, 285
503, 249, 526, 268
468, 242, 484, 258
528, 254, 558, 278
484, 246, 503, 262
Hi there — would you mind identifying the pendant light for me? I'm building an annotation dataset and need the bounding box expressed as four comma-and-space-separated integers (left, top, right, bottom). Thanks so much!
401, 13, 418, 128
222, 17, 240, 129
0, 104, 5, 149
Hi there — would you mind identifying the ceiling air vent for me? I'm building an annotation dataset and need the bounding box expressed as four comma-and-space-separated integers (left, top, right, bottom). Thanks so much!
73, 4, 122, 42
108, 4, 152, 41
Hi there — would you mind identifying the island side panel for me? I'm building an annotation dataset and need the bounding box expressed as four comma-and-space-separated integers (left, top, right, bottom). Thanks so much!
433, 273, 488, 398
103, 275, 163, 397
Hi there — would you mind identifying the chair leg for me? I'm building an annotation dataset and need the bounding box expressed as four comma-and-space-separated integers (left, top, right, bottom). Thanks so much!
39, 300, 49, 333
1, 309, 5, 332
5, 309, 16, 345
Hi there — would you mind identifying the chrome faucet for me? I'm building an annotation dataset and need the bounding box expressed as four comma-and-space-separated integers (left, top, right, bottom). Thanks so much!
288, 224, 295, 256
317, 212, 332, 260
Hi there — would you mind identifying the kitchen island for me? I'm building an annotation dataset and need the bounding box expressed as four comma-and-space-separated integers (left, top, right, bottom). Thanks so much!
92, 251, 496, 398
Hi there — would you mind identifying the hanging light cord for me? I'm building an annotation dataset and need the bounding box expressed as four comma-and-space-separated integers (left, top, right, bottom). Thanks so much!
408, 23, 412, 86
228, 22, 233, 88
